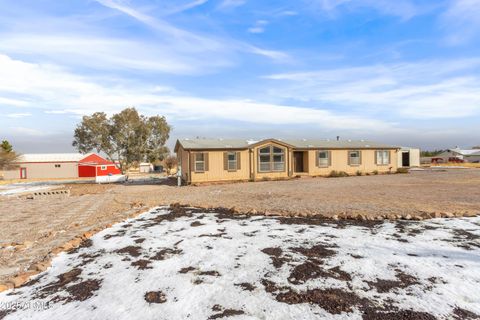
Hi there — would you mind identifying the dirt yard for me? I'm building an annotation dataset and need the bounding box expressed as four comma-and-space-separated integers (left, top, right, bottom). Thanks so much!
0, 169, 479, 289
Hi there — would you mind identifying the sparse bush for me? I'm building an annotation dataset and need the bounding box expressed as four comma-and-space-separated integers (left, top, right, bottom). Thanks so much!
328, 170, 349, 178
356, 170, 362, 176
164, 155, 177, 175
396, 167, 409, 174
372, 170, 379, 175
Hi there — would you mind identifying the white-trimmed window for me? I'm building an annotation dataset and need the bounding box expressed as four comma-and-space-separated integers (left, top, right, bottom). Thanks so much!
259, 147, 271, 172
272, 147, 285, 171
227, 152, 237, 171
258, 146, 285, 172
318, 151, 330, 167
376, 150, 390, 165
348, 151, 361, 166
100, 165, 107, 170
194, 153, 205, 172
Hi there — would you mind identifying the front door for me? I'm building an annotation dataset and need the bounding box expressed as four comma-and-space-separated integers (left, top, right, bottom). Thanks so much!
294, 152, 304, 172
20, 167, 27, 179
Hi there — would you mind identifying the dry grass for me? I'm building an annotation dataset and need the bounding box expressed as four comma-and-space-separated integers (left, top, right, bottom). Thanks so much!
431, 163, 480, 168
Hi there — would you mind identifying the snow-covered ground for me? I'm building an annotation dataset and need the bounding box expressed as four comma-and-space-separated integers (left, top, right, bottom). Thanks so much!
1, 206, 479, 320
0, 183, 54, 196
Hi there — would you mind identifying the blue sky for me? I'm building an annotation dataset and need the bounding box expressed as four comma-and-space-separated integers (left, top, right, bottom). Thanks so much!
0, 0, 479, 152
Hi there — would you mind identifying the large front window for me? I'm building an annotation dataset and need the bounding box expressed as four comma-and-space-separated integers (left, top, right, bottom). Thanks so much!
376, 150, 390, 165
348, 151, 361, 166
258, 146, 285, 172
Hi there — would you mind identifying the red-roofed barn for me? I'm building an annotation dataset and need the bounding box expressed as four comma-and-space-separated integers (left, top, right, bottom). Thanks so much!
78, 154, 122, 177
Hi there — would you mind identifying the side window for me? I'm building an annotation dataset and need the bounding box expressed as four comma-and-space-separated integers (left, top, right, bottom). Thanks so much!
227, 152, 237, 171
376, 150, 390, 165
100, 165, 107, 170
348, 151, 361, 166
318, 151, 330, 167
194, 153, 205, 172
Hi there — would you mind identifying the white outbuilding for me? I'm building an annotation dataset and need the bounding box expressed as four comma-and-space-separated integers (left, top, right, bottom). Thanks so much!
139, 162, 153, 173
397, 147, 420, 167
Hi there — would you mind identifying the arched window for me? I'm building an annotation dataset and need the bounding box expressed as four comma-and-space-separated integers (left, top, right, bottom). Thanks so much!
258, 145, 285, 172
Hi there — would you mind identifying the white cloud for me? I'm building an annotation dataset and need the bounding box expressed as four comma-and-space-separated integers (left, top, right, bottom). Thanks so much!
218, 0, 247, 10
6, 113, 32, 118
0, 34, 229, 75
441, 0, 480, 45
313, 0, 424, 20
248, 20, 268, 34
0, 54, 392, 132
265, 59, 480, 119
93, 0, 287, 63
159, 0, 209, 16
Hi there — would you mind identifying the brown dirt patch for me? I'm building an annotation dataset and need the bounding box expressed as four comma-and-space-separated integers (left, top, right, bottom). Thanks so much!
199, 270, 221, 276
261, 247, 290, 268
190, 221, 204, 227
65, 279, 102, 302
452, 307, 480, 320
209, 305, 245, 319
208, 309, 245, 319
362, 308, 437, 320
288, 262, 351, 284
366, 269, 420, 293
292, 243, 337, 260
114, 246, 142, 257
235, 282, 256, 291
131, 259, 152, 270
37, 268, 82, 297
179, 267, 196, 274
447, 229, 480, 250
144, 291, 167, 304
151, 248, 182, 260
276, 287, 366, 314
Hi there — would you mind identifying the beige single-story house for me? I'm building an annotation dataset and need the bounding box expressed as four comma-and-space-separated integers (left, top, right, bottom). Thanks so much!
175, 138, 400, 184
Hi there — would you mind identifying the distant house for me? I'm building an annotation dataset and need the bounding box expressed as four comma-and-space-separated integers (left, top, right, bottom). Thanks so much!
175, 138, 400, 184
435, 148, 480, 163
2, 153, 121, 180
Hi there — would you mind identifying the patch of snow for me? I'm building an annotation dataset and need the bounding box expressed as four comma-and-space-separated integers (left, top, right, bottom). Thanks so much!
0, 183, 54, 196
1, 208, 479, 319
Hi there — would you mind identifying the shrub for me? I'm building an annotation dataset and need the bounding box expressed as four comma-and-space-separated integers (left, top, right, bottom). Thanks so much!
356, 170, 362, 176
328, 170, 350, 178
396, 168, 409, 174
372, 170, 379, 175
